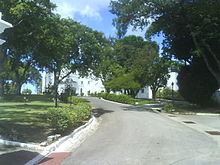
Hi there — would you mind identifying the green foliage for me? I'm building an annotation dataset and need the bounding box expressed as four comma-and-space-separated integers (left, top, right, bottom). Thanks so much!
46, 101, 92, 133
110, 0, 220, 103
101, 93, 136, 104
163, 103, 174, 112
135, 99, 159, 105
67, 96, 87, 105
157, 88, 183, 101
100, 35, 169, 98
22, 89, 32, 95
177, 61, 218, 106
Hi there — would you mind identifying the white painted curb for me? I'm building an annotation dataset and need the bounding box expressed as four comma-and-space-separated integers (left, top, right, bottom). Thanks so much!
0, 139, 44, 151
100, 98, 130, 106
24, 116, 99, 165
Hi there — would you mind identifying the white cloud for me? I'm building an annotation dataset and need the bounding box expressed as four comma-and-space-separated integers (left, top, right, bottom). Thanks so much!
51, 0, 111, 21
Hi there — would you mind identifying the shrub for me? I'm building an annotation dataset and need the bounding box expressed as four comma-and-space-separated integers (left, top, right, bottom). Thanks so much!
22, 89, 32, 95
47, 102, 92, 133
177, 64, 218, 106
101, 92, 135, 104
163, 103, 174, 112
59, 93, 68, 103
67, 96, 86, 104
157, 88, 183, 100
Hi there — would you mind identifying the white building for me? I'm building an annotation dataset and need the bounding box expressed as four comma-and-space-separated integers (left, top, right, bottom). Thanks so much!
42, 71, 178, 99
42, 71, 105, 96
167, 72, 178, 91
135, 86, 152, 99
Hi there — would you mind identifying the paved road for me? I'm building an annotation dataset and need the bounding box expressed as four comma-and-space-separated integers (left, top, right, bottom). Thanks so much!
62, 97, 220, 165
0, 144, 39, 165
178, 115, 220, 130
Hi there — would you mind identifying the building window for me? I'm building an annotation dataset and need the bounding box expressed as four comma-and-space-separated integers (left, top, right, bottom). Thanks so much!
88, 81, 90, 85
141, 89, 144, 93
81, 81, 83, 85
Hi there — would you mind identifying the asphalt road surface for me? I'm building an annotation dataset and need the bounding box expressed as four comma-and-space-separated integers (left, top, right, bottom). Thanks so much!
62, 97, 220, 165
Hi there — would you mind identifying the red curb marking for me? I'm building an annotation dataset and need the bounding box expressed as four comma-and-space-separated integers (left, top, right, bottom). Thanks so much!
38, 152, 71, 165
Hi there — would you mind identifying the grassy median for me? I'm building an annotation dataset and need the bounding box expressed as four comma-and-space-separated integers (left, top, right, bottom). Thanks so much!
0, 95, 92, 143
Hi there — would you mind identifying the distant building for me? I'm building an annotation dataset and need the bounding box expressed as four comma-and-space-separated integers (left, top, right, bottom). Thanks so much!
42, 71, 178, 99
42, 71, 105, 96
135, 86, 152, 99
167, 72, 178, 91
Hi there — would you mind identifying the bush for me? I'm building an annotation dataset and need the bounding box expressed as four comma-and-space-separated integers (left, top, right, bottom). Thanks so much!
67, 96, 87, 105
59, 93, 68, 103
46, 102, 92, 133
163, 103, 174, 112
177, 64, 218, 106
157, 88, 183, 101
101, 92, 135, 104
22, 89, 32, 95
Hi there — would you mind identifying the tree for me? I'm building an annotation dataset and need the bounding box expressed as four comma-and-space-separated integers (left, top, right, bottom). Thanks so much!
178, 58, 218, 106
100, 35, 170, 98
145, 58, 170, 100
110, 0, 220, 102
0, 0, 55, 95
33, 16, 109, 107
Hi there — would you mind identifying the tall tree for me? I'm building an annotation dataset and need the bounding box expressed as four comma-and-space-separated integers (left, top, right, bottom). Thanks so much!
110, 0, 220, 101
101, 35, 169, 98
33, 16, 108, 107
0, 0, 55, 95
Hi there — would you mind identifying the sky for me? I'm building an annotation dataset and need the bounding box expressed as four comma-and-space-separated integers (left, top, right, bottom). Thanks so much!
22, 0, 164, 93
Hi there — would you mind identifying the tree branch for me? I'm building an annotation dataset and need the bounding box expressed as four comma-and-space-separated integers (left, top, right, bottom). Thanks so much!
202, 41, 220, 71
58, 70, 72, 84
192, 34, 220, 84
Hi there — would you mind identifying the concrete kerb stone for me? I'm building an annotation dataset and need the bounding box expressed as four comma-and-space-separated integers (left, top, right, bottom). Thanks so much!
101, 98, 162, 107
100, 98, 130, 106
24, 115, 99, 165
0, 139, 45, 151
153, 108, 220, 116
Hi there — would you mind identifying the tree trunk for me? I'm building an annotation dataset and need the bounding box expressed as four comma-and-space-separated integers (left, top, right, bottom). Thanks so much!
0, 79, 4, 96
15, 82, 22, 95
192, 33, 220, 85
53, 72, 59, 108
152, 89, 157, 100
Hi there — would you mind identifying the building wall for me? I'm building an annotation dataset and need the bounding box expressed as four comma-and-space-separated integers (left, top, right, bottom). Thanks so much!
42, 71, 178, 99
135, 86, 152, 99
167, 72, 178, 91
42, 71, 105, 96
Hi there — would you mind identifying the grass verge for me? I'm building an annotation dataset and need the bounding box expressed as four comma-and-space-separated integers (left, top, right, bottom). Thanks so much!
0, 95, 92, 143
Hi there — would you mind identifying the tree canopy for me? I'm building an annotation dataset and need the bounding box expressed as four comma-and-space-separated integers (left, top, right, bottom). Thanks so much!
110, 0, 220, 103
100, 35, 170, 98
0, 0, 110, 107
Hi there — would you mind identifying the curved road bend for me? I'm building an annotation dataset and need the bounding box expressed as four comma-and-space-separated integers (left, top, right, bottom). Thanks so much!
62, 97, 220, 165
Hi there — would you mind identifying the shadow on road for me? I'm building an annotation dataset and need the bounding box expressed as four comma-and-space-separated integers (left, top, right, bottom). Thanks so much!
92, 108, 114, 117
0, 149, 39, 165
122, 104, 162, 112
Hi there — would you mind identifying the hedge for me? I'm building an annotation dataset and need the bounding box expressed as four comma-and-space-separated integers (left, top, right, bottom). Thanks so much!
46, 98, 92, 133
100, 92, 136, 104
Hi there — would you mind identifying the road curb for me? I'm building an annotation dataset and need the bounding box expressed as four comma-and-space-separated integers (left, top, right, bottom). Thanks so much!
24, 116, 99, 165
153, 109, 220, 116
100, 98, 130, 106
0, 139, 44, 151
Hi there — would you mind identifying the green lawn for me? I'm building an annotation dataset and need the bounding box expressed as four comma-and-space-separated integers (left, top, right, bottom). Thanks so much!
161, 100, 220, 114
0, 95, 62, 143
134, 99, 159, 105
